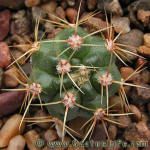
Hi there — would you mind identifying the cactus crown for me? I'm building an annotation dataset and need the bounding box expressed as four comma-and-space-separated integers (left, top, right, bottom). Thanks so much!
31, 16, 121, 122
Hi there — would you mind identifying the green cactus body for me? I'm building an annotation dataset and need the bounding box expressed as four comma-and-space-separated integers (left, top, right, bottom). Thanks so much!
32, 27, 121, 121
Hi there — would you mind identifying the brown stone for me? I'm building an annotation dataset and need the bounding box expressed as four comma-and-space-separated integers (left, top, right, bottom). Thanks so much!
137, 9, 150, 27
112, 16, 130, 34
68, 117, 88, 138
87, 17, 107, 33
66, 8, 77, 24
24, 130, 41, 150
11, 50, 26, 65
0, 42, 11, 68
0, 91, 25, 117
66, 0, 75, 7
129, 105, 142, 121
0, 114, 25, 147
4, 66, 20, 87
109, 96, 123, 113
136, 83, 150, 100
41, 0, 57, 14
44, 129, 58, 142
138, 45, 150, 56
0, 10, 11, 41
7, 135, 26, 150
124, 122, 150, 141
0, 0, 24, 9
116, 29, 144, 60
120, 67, 135, 81
34, 110, 50, 129
136, 57, 148, 67
144, 33, 150, 47
25, 0, 41, 7
56, 7, 66, 20
116, 116, 131, 128
87, 0, 97, 10
108, 125, 117, 140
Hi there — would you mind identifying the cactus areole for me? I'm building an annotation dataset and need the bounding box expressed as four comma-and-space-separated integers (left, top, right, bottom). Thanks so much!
32, 27, 121, 121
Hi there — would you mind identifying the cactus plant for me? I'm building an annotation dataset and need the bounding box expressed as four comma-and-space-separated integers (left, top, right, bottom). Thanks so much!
31, 24, 121, 119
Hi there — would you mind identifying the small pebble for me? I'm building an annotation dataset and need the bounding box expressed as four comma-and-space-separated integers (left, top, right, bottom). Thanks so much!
141, 112, 149, 122
61, 1, 67, 9
9, 34, 30, 53
25, 0, 41, 7
11, 50, 26, 65
68, 117, 88, 138
91, 123, 107, 141
4, 66, 20, 87
136, 57, 148, 67
11, 17, 30, 35
47, 12, 61, 23
55, 6, 66, 20
136, 83, 150, 100
44, 22, 55, 33
0, 10, 11, 41
98, 0, 123, 16
0, 42, 11, 68
41, 0, 57, 14
144, 33, 150, 47
116, 29, 144, 60
116, 116, 131, 128
0, 91, 25, 117
87, 0, 97, 10
54, 119, 64, 139
120, 67, 135, 81
129, 104, 142, 121
66, 8, 77, 24
109, 96, 123, 113
124, 122, 150, 141
34, 110, 50, 129
60, 135, 71, 144
32, 6, 46, 21
140, 69, 150, 83
137, 9, 150, 27
0, 0, 24, 9
86, 16, 107, 33
12, 10, 25, 19
7, 135, 26, 150
66, 0, 75, 7
108, 125, 117, 140
44, 129, 58, 142
112, 16, 130, 34
109, 0, 123, 16
138, 45, 150, 57
0, 114, 25, 147
24, 130, 41, 150
135, 121, 150, 138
